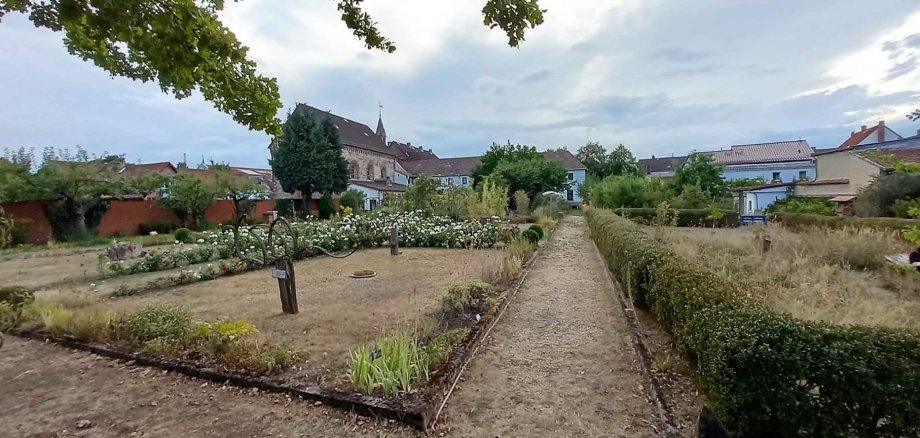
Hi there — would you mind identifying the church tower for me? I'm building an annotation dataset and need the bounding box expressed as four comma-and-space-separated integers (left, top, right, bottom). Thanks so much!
375, 102, 386, 144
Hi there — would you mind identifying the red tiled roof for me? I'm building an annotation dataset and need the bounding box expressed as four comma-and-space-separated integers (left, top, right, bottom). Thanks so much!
121, 162, 177, 175
709, 140, 813, 165
542, 150, 587, 170
837, 126, 879, 150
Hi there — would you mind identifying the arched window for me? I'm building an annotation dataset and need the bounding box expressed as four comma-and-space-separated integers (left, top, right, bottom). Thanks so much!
350, 161, 359, 180
380, 166, 387, 180
366, 164, 374, 181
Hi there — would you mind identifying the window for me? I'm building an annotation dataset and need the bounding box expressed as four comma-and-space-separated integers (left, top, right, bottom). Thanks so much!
350, 162, 359, 180
771, 171, 781, 181
461, 176, 468, 185
567, 173, 574, 180
748, 200, 753, 213
447, 177, 455, 186
567, 190, 574, 201
798, 170, 808, 180
366, 164, 374, 181
380, 167, 386, 180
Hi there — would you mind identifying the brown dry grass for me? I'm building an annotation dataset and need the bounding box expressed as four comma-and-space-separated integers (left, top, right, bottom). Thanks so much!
657, 225, 920, 331
0, 251, 100, 289
91, 247, 502, 378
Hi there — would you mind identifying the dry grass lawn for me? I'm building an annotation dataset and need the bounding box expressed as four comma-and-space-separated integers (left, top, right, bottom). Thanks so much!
0, 252, 100, 289
657, 225, 920, 331
93, 247, 502, 376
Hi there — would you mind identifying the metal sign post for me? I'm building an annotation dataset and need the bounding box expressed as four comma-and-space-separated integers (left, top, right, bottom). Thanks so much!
232, 215, 356, 315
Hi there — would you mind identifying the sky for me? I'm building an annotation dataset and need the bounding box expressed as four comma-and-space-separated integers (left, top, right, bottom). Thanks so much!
3, 0, 920, 167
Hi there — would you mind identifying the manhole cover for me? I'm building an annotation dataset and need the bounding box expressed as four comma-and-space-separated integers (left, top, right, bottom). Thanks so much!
349, 270, 377, 279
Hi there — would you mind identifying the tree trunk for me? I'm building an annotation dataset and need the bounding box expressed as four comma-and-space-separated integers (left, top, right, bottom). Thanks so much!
300, 187, 312, 218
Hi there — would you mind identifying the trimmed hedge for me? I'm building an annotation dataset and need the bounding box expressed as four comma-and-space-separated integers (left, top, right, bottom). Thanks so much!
586, 208, 920, 437
770, 212, 918, 231
612, 208, 739, 228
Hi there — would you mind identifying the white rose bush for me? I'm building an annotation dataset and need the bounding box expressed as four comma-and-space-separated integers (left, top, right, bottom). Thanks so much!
99, 211, 504, 279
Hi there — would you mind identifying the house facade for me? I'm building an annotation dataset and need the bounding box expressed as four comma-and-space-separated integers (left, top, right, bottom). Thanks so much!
797, 136, 920, 199
709, 140, 815, 183
638, 155, 688, 179
836, 120, 903, 149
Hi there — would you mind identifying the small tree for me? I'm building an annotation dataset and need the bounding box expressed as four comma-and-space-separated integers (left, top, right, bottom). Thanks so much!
0, 205, 14, 249
672, 152, 727, 198
576, 142, 610, 178
210, 166, 265, 223
270, 108, 349, 216
590, 175, 648, 208
340, 188, 367, 211
404, 175, 441, 214
513, 190, 531, 216
159, 174, 218, 229
607, 144, 641, 177
318, 192, 336, 219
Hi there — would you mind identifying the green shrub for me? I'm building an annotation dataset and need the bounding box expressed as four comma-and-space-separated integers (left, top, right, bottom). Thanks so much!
521, 228, 540, 244
0, 286, 34, 309
441, 280, 497, 325
139, 221, 179, 235
769, 212, 917, 231
318, 192, 335, 219
586, 208, 920, 437
425, 328, 469, 365
613, 208, 738, 227
528, 224, 544, 240
767, 197, 836, 216
174, 228, 192, 243
339, 188, 367, 212
0, 302, 18, 331
120, 305, 193, 347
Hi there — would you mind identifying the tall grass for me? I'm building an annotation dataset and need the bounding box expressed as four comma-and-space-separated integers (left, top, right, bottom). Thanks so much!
661, 224, 920, 330
348, 333, 429, 395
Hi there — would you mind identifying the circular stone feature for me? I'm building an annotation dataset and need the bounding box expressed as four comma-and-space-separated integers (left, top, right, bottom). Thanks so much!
349, 270, 377, 279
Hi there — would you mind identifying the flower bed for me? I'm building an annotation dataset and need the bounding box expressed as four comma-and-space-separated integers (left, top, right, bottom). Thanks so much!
99, 211, 504, 278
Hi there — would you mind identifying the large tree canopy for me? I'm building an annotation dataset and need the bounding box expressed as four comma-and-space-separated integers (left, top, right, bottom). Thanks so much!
575, 142, 640, 179
270, 107, 349, 213
492, 157, 568, 201
471, 141, 542, 186
671, 152, 727, 198
2, 0, 545, 134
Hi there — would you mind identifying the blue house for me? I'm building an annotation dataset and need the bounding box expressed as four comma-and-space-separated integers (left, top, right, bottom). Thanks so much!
710, 140, 815, 183
709, 140, 814, 214
399, 150, 587, 206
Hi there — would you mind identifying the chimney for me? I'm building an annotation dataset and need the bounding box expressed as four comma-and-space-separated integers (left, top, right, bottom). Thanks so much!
878, 121, 886, 142
651, 155, 656, 159
861, 125, 867, 132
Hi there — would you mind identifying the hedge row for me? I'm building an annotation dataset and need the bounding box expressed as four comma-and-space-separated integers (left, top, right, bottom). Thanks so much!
612, 208, 739, 228
769, 212, 917, 231
586, 208, 920, 437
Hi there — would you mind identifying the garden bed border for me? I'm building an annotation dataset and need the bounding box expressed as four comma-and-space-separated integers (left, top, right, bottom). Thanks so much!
10, 226, 550, 431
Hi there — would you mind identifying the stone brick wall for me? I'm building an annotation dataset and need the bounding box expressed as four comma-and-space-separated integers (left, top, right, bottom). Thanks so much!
344, 146, 396, 182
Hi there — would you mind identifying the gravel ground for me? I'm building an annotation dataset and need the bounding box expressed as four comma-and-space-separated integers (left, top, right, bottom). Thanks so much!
440, 215, 658, 437
0, 216, 664, 437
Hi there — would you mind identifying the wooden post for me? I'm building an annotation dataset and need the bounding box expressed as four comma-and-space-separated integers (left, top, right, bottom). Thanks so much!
274, 258, 298, 314
390, 226, 400, 256
762, 235, 772, 254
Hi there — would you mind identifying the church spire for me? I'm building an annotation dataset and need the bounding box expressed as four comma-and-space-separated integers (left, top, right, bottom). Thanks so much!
376, 102, 386, 144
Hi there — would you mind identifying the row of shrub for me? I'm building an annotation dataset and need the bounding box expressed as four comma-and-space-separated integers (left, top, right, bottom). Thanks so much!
612, 208, 739, 227
586, 208, 920, 437
769, 212, 918, 231
0, 287, 295, 374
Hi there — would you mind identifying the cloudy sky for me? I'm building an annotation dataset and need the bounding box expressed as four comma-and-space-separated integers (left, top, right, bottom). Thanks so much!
3, 0, 920, 167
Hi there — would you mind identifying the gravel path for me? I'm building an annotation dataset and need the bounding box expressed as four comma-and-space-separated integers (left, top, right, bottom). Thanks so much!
440, 215, 657, 437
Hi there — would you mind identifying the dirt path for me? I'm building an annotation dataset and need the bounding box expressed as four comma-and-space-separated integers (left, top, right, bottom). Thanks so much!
0, 337, 418, 438
440, 215, 657, 437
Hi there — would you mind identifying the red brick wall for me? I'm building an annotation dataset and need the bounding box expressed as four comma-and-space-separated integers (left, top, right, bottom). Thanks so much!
98, 199, 179, 237
2, 200, 53, 245
203, 200, 277, 224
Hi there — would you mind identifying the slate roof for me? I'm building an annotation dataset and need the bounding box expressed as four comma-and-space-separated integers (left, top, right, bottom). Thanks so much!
388, 141, 439, 161
638, 155, 688, 174
349, 180, 407, 193
295, 104, 395, 157
401, 157, 482, 177
709, 140, 813, 165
